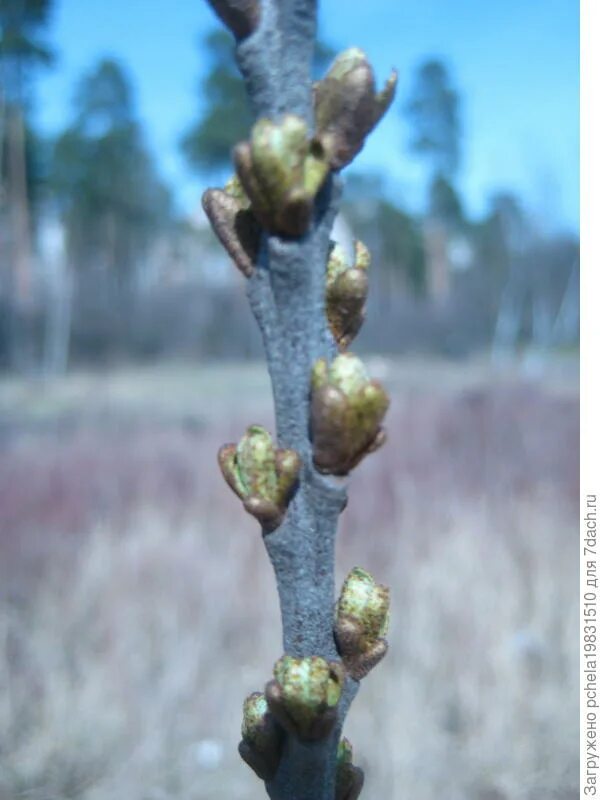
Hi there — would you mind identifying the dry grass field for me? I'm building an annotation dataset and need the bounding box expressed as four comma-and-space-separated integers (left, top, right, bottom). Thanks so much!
0, 356, 578, 800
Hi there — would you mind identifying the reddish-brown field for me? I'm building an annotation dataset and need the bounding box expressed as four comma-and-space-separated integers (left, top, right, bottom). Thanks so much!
0, 357, 578, 799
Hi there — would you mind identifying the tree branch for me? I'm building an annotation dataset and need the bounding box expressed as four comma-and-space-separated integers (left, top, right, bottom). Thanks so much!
240, 4, 350, 785
206, 1, 396, 797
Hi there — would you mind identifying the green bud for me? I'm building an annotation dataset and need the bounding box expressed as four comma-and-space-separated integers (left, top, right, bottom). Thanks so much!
314, 48, 397, 170
337, 736, 353, 766
311, 354, 389, 475
328, 48, 365, 81
224, 174, 250, 205
234, 115, 330, 237
336, 737, 365, 800
241, 692, 270, 742
265, 656, 345, 741
236, 425, 279, 498
202, 178, 261, 278
238, 691, 283, 780
218, 425, 301, 530
326, 241, 370, 349
338, 568, 390, 643
326, 243, 349, 286
353, 240, 371, 271
328, 353, 369, 396
274, 449, 303, 508
311, 357, 330, 393
335, 567, 390, 680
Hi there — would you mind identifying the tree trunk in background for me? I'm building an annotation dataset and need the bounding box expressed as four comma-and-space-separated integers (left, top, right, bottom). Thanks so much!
6, 104, 35, 371
41, 216, 72, 375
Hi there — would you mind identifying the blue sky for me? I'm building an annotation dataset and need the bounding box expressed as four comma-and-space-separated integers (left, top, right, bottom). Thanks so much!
34, 0, 579, 233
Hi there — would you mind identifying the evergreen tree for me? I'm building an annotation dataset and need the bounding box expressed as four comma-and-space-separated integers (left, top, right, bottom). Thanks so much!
404, 58, 461, 181
51, 58, 171, 290
404, 59, 463, 224
0, 0, 55, 367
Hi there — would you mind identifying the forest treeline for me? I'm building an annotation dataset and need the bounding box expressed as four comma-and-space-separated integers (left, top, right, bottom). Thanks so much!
0, 1, 579, 372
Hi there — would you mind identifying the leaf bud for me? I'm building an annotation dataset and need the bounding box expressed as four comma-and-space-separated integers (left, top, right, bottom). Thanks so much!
265, 655, 345, 741
335, 567, 390, 680
326, 240, 370, 349
311, 354, 389, 475
238, 691, 283, 780
234, 115, 330, 237
218, 425, 301, 530
314, 48, 397, 170
336, 737, 365, 800
202, 176, 261, 277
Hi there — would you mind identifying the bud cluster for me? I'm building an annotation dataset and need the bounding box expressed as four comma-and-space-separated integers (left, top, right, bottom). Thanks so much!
203, 48, 396, 245
239, 656, 369, 795
202, 176, 260, 277
233, 115, 331, 237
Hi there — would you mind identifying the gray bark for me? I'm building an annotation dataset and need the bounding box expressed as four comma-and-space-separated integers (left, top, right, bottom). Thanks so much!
231, 1, 360, 797
248, 187, 359, 799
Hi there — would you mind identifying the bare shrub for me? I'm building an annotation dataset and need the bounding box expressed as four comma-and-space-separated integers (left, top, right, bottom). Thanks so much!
0, 361, 577, 799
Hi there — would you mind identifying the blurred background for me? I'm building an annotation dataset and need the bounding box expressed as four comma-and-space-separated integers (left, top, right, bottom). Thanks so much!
0, 1, 579, 798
